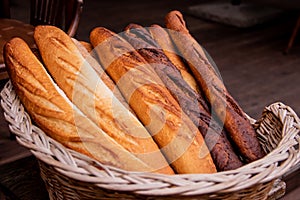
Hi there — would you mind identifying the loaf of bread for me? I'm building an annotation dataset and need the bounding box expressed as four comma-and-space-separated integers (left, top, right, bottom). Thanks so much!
122, 23, 201, 120
123, 24, 208, 116
90, 27, 217, 174
80, 40, 93, 52
33, 25, 174, 174
123, 24, 243, 171
147, 24, 211, 112
71, 38, 133, 114
148, 24, 200, 94
122, 23, 202, 125
4, 37, 171, 173
165, 10, 265, 162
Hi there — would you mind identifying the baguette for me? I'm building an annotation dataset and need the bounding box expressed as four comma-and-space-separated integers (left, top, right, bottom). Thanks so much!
90, 27, 217, 174
148, 24, 210, 112
123, 24, 201, 119
33, 25, 173, 174
149, 24, 200, 94
72, 38, 133, 114
80, 40, 93, 52
123, 24, 243, 171
165, 11, 265, 162
123, 23, 202, 125
4, 37, 165, 172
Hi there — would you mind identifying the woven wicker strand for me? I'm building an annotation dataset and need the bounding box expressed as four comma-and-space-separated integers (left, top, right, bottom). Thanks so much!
1, 80, 299, 200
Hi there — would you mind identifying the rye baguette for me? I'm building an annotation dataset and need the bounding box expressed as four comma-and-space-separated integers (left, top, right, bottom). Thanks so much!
165, 11, 265, 162
149, 24, 200, 94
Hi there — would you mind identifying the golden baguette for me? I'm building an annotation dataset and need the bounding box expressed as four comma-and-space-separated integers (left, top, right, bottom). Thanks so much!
165, 10, 265, 162
123, 24, 244, 171
80, 40, 93, 52
4, 37, 165, 172
33, 25, 174, 174
90, 27, 217, 174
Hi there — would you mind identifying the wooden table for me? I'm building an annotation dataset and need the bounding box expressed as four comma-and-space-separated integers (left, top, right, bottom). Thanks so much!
0, 18, 35, 80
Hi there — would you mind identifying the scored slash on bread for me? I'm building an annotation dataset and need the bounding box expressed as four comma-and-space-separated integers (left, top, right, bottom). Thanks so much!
90, 27, 217, 174
149, 24, 200, 94
71, 38, 134, 114
3, 10, 265, 175
32, 25, 174, 174
165, 10, 265, 162
4, 37, 171, 173
122, 23, 243, 171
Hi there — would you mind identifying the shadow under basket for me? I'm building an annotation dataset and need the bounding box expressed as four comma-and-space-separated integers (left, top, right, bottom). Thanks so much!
1, 80, 299, 200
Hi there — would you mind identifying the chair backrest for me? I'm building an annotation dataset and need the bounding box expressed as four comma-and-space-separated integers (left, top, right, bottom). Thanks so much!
30, 0, 83, 37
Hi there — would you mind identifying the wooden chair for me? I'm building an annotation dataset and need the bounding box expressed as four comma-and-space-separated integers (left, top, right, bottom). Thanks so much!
0, 0, 83, 37
30, 0, 83, 37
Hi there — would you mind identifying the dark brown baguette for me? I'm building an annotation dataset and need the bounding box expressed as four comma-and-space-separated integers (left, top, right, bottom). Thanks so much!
122, 23, 203, 119
90, 27, 217, 174
123, 24, 243, 171
149, 24, 200, 94
165, 10, 265, 162
4, 37, 172, 173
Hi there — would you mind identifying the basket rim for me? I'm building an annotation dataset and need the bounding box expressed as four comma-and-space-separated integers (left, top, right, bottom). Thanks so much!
1, 80, 299, 196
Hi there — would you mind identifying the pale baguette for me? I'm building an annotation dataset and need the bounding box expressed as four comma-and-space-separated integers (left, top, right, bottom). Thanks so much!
33, 26, 174, 174
4, 37, 166, 172
71, 38, 133, 114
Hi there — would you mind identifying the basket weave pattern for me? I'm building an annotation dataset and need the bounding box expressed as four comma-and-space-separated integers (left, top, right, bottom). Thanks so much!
1, 80, 299, 200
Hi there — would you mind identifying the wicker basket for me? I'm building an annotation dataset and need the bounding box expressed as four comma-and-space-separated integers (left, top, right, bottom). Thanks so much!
1, 80, 299, 200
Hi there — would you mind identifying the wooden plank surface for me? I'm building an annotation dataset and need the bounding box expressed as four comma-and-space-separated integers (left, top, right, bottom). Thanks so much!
0, 157, 49, 200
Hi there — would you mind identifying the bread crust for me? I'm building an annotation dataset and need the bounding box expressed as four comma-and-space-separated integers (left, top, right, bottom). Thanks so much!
165, 11, 265, 162
149, 24, 200, 94
72, 38, 133, 114
33, 26, 174, 174
123, 24, 243, 171
4, 37, 168, 173
90, 27, 217, 174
